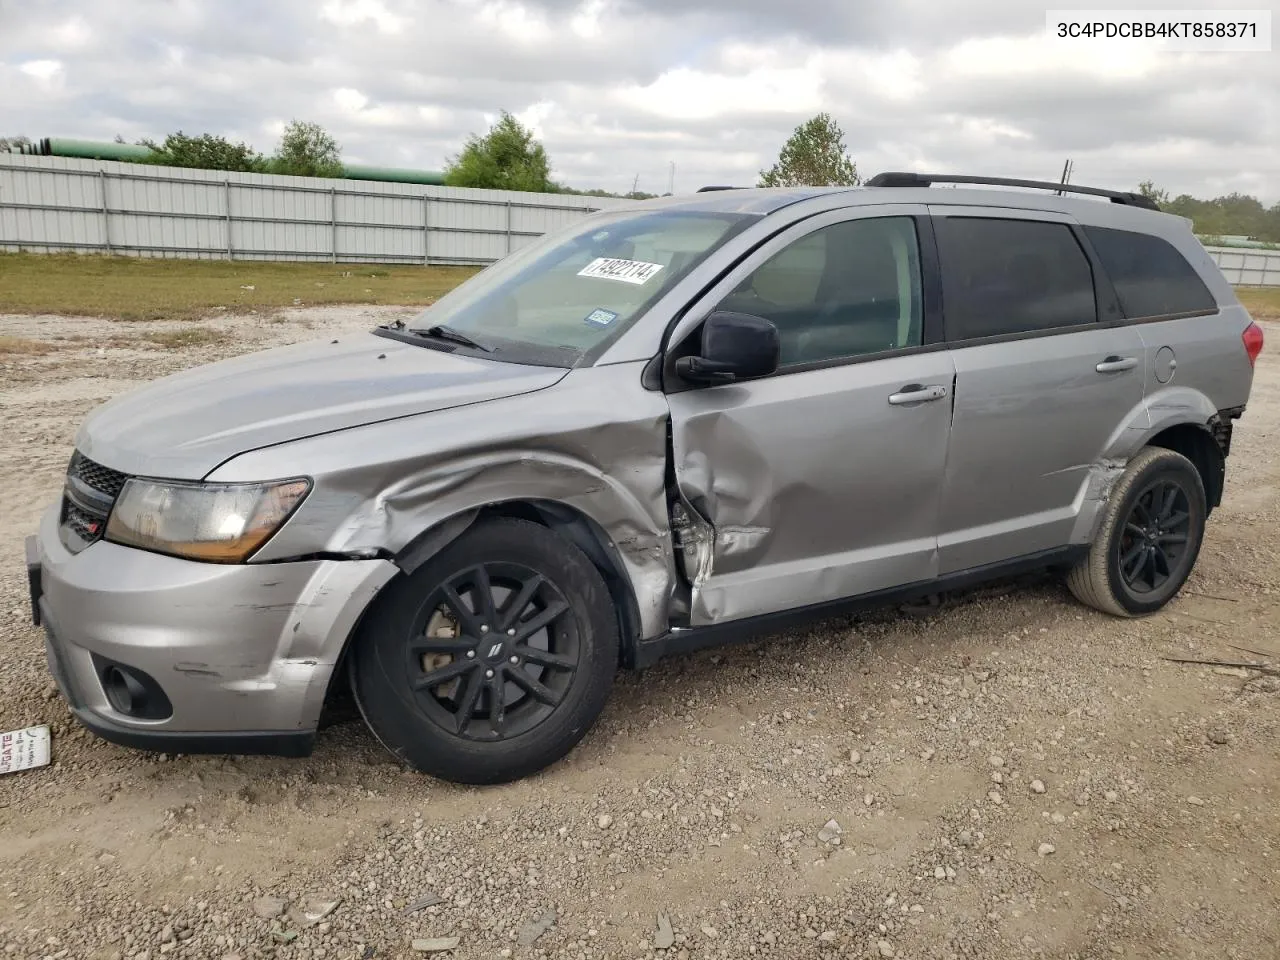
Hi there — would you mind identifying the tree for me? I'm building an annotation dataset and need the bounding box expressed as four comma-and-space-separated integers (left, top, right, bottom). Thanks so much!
759, 113, 860, 188
0, 134, 31, 153
444, 111, 554, 192
137, 131, 265, 172
270, 120, 343, 178
1137, 180, 1169, 207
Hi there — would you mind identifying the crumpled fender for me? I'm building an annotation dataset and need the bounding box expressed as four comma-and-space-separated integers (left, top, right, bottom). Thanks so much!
206, 364, 679, 640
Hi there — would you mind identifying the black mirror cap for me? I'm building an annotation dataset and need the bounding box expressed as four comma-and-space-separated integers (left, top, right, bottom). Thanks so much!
677, 310, 779, 383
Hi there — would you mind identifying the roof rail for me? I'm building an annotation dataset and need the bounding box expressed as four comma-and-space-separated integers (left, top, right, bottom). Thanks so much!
696, 185, 740, 192
863, 172, 1160, 211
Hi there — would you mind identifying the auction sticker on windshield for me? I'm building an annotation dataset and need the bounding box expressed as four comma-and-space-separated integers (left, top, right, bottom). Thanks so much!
577, 257, 665, 285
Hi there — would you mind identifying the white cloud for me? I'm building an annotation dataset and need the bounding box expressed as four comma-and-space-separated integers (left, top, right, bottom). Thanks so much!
475, 0, 555, 44
50, 17, 93, 50
320, 0, 405, 33
617, 65, 823, 121
514, 101, 555, 139
20, 59, 64, 81
944, 34, 1160, 81
334, 87, 370, 112
569, 0, 607, 38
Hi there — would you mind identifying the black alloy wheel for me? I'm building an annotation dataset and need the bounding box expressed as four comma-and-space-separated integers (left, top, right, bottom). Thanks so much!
351, 517, 619, 784
408, 562, 579, 741
1067, 446, 1207, 617
1116, 479, 1193, 595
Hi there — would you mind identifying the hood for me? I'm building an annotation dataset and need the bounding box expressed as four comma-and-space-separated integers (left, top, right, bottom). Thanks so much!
75, 332, 567, 479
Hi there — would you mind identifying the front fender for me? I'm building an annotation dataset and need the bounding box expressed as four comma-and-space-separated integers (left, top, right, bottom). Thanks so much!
206, 365, 678, 640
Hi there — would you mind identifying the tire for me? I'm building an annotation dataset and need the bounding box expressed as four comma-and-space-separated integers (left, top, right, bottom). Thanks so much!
350, 517, 618, 784
1067, 446, 1207, 617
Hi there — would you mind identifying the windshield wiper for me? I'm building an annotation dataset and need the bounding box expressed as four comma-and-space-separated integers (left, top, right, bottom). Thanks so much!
415, 323, 493, 352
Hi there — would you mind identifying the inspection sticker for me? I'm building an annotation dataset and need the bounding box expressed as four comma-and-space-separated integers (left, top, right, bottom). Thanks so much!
0, 725, 51, 775
584, 308, 620, 327
577, 257, 664, 285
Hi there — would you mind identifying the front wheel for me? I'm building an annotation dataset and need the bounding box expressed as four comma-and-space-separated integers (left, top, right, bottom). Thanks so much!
350, 517, 619, 784
1067, 446, 1207, 617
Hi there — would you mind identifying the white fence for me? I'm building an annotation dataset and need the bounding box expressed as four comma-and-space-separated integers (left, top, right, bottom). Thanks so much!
0, 154, 628, 265
1202, 245, 1280, 288
3, 155, 1277, 286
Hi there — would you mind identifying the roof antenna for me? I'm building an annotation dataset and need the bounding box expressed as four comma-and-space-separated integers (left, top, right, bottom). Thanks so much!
1056, 158, 1073, 195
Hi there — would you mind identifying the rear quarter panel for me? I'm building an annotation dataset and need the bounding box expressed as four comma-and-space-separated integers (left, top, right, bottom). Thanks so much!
1138, 305, 1256, 434
1068, 203, 1258, 437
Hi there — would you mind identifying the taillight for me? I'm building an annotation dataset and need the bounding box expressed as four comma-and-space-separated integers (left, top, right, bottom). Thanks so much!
1242, 322, 1264, 367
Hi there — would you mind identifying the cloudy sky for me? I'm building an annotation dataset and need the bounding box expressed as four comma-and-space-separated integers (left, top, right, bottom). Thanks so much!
1, 0, 1276, 202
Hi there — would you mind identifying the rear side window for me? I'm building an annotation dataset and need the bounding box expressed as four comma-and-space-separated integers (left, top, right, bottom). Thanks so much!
1083, 226, 1217, 319
935, 217, 1098, 341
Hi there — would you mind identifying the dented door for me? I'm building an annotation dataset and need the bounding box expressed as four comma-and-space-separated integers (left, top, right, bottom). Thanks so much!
669, 355, 956, 624
663, 205, 954, 626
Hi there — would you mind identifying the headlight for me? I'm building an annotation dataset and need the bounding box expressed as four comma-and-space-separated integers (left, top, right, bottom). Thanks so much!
105, 477, 311, 563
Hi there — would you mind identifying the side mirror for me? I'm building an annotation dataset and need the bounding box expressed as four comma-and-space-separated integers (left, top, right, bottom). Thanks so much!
675, 311, 779, 384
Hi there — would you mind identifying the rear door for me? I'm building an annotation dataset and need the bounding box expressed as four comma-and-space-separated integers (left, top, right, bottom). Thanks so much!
664, 204, 956, 625
928, 206, 1147, 574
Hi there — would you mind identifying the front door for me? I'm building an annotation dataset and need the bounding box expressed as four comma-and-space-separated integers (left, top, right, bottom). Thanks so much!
665, 205, 956, 625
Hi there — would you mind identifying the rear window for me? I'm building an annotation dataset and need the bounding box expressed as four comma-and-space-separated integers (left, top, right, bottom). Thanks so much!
935, 217, 1098, 341
1084, 226, 1217, 319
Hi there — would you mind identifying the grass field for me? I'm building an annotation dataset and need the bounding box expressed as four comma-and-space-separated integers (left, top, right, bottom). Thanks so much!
1240, 287, 1280, 320
0, 252, 1276, 323
0, 253, 478, 322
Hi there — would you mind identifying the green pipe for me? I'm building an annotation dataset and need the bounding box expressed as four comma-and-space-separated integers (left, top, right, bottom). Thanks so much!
27, 138, 156, 161
23, 138, 448, 185
1199, 237, 1277, 250
342, 164, 446, 185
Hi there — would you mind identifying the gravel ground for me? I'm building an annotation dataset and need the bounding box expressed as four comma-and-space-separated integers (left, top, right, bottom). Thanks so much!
0, 307, 1277, 960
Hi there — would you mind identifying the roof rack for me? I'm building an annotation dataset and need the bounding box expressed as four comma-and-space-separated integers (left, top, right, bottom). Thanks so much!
696, 185, 740, 192
863, 172, 1160, 211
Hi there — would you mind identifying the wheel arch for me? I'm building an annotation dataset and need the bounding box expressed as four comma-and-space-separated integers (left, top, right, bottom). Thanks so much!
1144, 422, 1225, 511
1099, 387, 1228, 513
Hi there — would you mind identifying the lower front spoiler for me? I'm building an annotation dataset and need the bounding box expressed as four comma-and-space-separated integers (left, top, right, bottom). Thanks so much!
44, 628, 315, 759
71, 702, 315, 758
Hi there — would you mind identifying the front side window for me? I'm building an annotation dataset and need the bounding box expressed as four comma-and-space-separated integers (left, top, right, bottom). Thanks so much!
935, 217, 1098, 341
1084, 225, 1217, 319
406, 209, 755, 365
715, 216, 924, 367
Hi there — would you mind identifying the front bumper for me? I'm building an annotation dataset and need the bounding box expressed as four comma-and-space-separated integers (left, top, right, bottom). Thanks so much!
28, 504, 397, 756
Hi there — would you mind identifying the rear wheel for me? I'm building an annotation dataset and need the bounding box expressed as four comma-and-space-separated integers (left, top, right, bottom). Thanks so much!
351, 518, 618, 784
1067, 447, 1206, 617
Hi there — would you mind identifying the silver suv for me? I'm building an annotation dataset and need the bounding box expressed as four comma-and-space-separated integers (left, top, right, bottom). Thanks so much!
26, 173, 1265, 784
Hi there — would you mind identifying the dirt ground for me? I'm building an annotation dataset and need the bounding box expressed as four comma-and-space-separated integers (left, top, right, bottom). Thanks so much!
0, 306, 1277, 960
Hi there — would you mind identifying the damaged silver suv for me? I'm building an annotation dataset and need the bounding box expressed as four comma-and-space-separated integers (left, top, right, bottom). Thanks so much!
27, 173, 1265, 784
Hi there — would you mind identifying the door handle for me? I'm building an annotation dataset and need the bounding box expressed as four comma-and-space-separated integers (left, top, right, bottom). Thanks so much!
887, 383, 948, 405
1096, 356, 1138, 373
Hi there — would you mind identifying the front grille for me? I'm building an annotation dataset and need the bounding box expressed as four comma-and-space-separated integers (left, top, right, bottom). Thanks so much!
60, 451, 132, 554
68, 452, 128, 500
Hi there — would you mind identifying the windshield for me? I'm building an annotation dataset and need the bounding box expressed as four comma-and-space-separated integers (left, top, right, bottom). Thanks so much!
405, 207, 756, 365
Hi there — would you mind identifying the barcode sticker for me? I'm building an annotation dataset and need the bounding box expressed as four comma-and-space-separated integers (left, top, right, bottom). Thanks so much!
577, 258, 665, 285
